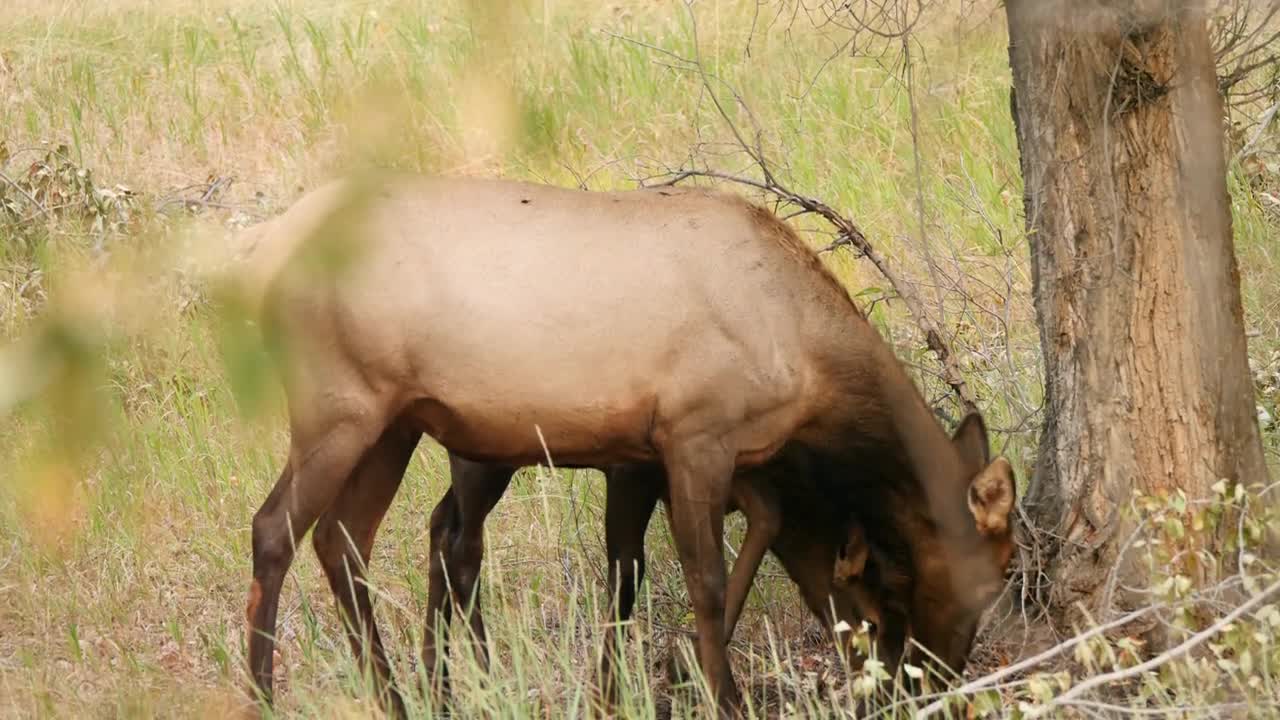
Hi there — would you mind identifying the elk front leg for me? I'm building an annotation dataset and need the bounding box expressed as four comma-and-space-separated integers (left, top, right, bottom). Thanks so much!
312, 423, 419, 719
662, 437, 740, 715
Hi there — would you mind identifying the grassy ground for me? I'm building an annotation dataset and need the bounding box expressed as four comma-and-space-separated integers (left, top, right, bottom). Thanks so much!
1, 1, 1278, 718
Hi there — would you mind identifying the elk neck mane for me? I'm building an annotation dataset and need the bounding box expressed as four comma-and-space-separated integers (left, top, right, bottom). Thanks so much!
736, 197, 864, 319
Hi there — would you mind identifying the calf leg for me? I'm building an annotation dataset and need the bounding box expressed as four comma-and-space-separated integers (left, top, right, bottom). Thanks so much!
312, 422, 420, 718
666, 472, 783, 692
422, 487, 460, 699
598, 463, 664, 706
722, 476, 781, 642
662, 437, 740, 714
444, 455, 515, 672
247, 413, 383, 708
876, 608, 908, 676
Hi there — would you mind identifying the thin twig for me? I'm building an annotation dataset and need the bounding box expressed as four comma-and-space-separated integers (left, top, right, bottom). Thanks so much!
900, 21, 945, 328
657, 165, 978, 414
1060, 699, 1255, 717
1236, 98, 1280, 159
622, 2, 979, 415
1100, 514, 1151, 617
0, 170, 49, 217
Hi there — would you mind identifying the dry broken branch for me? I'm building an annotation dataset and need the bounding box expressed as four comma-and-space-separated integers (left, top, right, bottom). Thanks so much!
1045, 573, 1280, 710
655, 167, 978, 415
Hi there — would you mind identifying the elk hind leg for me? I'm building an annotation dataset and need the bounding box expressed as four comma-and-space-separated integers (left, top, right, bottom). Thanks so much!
247, 412, 384, 708
312, 421, 420, 717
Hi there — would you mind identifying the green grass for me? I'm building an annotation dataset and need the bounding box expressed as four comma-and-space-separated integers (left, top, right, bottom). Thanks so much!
1, 0, 1278, 717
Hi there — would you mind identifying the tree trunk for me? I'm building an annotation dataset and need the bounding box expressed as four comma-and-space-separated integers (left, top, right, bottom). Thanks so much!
1005, 0, 1268, 623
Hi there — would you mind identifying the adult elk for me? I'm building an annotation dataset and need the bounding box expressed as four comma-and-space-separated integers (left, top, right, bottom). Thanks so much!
238, 175, 1016, 715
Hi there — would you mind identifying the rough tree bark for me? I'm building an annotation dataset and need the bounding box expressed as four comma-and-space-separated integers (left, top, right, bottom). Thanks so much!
1004, 0, 1269, 622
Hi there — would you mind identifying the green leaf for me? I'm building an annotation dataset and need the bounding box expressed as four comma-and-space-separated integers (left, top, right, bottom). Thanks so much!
67, 623, 82, 662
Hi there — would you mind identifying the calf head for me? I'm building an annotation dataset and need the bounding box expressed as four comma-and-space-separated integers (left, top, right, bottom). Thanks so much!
830, 524, 887, 664
908, 413, 1016, 675
832, 523, 882, 629
772, 521, 883, 664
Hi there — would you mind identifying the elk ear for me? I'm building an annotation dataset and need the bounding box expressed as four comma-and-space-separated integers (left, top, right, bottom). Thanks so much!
952, 412, 990, 476
833, 524, 869, 586
967, 457, 1016, 538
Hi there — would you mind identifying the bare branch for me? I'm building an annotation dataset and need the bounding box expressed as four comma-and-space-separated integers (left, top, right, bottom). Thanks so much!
1045, 574, 1280, 709
1236, 98, 1280, 159
0, 170, 49, 218
916, 602, 1166, 718
623, 3, 980, 415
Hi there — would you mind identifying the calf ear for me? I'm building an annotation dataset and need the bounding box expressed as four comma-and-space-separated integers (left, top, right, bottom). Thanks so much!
967, 457, 1015, 537
952, 413, 991, 476
833, 525, 869, 585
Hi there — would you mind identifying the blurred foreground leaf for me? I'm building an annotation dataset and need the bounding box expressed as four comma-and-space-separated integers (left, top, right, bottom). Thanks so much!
1, 308, 108, 553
